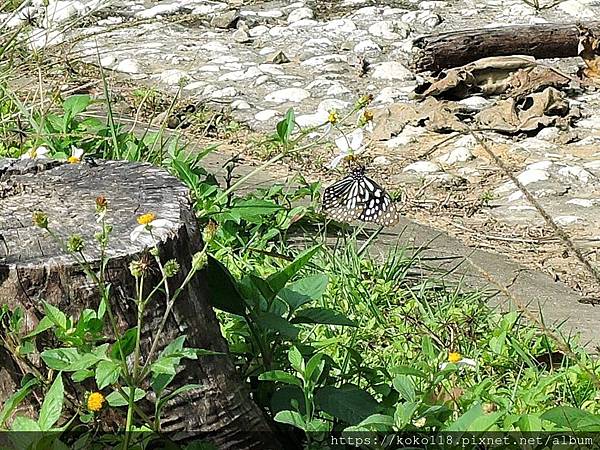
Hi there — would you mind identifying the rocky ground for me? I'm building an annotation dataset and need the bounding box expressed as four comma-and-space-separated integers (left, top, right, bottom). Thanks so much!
4, 0, 600, 300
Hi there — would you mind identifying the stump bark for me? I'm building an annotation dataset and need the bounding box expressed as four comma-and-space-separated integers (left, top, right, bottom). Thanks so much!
0, 158, 280, 449
411, 21, 600, 72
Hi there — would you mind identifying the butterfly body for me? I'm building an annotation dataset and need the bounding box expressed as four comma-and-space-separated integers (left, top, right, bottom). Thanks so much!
322, 167, 399, 227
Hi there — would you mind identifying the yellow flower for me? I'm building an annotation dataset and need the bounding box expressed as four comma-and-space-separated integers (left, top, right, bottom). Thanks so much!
87, 392, 105, 412
448, 352, 462, 364
137, 213, 156, 225
328, 110, 339, 125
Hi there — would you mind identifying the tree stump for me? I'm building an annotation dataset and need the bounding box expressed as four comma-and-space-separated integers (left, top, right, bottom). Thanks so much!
0, 158, 280, 449
411, 21, 600, 72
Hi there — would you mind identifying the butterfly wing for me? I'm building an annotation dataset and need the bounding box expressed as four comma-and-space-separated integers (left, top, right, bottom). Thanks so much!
322, 175, 364, 223
356, 175, 400, 227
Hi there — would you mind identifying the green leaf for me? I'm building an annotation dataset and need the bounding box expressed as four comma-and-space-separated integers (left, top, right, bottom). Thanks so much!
72, 370, 94, 383
254, 312, 300, 339
95, 360, 120, 389
345, 413, 394, 432
205, 256, 246, 316
390, 365, 427, 379
0, 377, 39, 427
106, 388, 146, 407
447, 403, 485, 431
277, 274, 328, 312
258, 370, 301, 387
151, 356, 180, 376
230, 199, 283, 222
288, 347, 304, 374
41, 348, 80, 370
11, 416, 41, 431
110, 327, 138, 359
304, 353, 324, 384
292, 307, 356, 327
541, 407, 600, 431
315, 385, 379, 425
160, 335, 186, 357
39, 374, 64, 430
517, 414, 543, 432
267, 245, 321, 294
274, 410, 306, 430
42, 301, 67, 330
394, 401, 418, 428
276, 108, 295, 143
62, 94, 91, 116
393, 375, 416, 403
23, 316, 54, 339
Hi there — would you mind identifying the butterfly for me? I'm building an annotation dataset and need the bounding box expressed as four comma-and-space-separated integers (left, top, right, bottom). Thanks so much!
322, 166, 400, 227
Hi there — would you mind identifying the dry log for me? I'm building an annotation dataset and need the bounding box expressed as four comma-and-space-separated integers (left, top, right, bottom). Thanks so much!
0, 158, 280, 449
411, 21, 600, 72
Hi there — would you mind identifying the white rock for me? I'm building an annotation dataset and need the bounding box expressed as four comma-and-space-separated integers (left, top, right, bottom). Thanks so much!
301, 54, 346, 66
419, 1, 448, 8
265, 88, 310, 103
526, 160, 553, 170
28, 28, 64, 50
231, 100, 251, 110
100, 55, 116, 67
385, 125, 425, 147
352, 6, 381, 16
296, 110, 329, 127
258, 64, 284, 75
458, 96, 491, 111
354, 39, 381, 54
317, 99, 350, 112
536, 127, 560, 141
507, 191, 524, 202
373, 87, 405, 104
254, 75, 270, 86
437, 146, 473, 164
558, 165, 594, 183
516, 169, 548, 185
368, 22, 396, 39
43, 0, 83, 26
575, 116, 600, 129
558, 0, 595, 18
371, 61, 413, 81
192, 2, 227, 15
327, 83, 350, 95
219, 66, 262, 81
210, 87, 237, 98
258, 9, 284, 18
198, 65, 220, 72
554, 215, 581, 226
183, 81, 206, 91
255, 109, 279, 121
158, 69, 188, 85
403, 160, 441, 173
249, 25, 269, 37
135, 3, 181, 18
373, 155, 391, 166
115, 58, 140, 74
201, 41, 229, 53
324, 18, 357, 33
287, 7, 313, 23
567, 198, 594, 207
303, 38, 334, 47
289, 18, 318, 28
401, 10, 442, 27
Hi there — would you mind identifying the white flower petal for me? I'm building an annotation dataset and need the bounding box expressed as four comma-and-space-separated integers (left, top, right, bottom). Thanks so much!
335, 134, 351, 153
71, 146, 84, 159
348, 128, 364, 151
457, 358, 477, 368
130, 225, 145, 243
37, 146, 49, 156
327, 153, 347, 169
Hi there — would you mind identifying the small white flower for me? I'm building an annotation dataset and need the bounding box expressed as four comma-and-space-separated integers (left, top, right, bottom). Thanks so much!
439, 352, 477, 370
20, 146, 49, 160
327, 128, 365, 169
130, 213, 176, 246
68, 146, 84, 163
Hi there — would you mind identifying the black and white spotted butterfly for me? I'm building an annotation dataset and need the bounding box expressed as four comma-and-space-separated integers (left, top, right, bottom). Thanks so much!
322, 166, 400, 227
